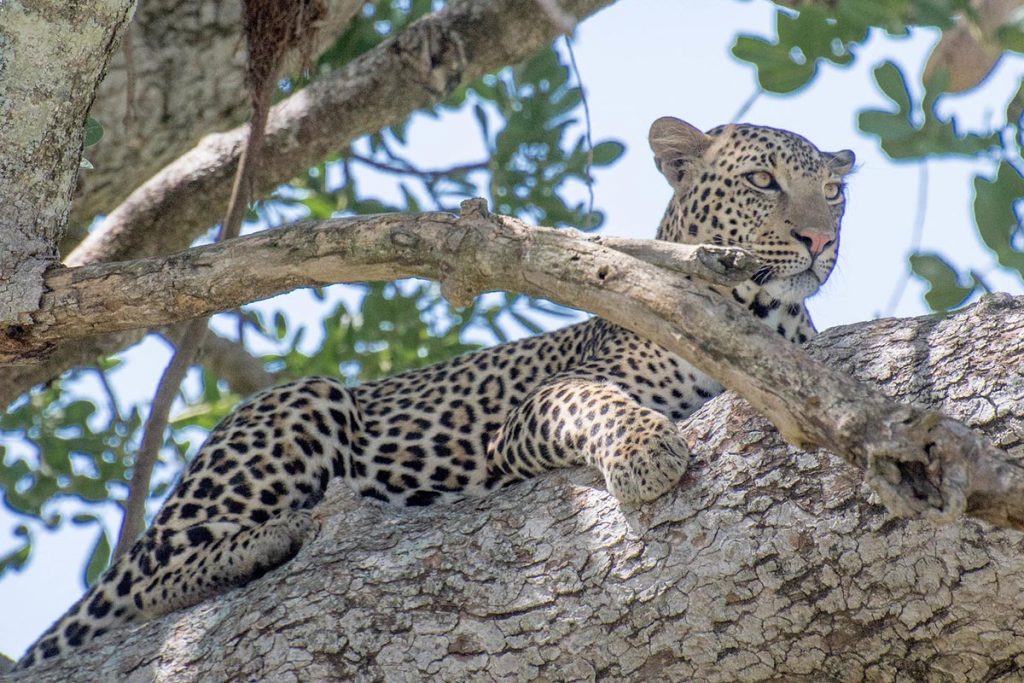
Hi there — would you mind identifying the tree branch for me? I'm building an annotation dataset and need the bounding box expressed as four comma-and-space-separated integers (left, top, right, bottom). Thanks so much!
11, 294, 1024, 680
161, 326, 282, 395
5, 210, 756, 360
3, 200, 1019, 530
112, 317, 209, 559
349, 152, 491, 179
0, 0, 619, 411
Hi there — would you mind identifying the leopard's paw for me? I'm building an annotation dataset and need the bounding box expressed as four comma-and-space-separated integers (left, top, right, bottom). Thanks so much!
600, 413, 689, 504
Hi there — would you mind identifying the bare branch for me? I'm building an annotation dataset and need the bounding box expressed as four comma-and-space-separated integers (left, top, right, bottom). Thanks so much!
65, 0, 617, 268
172, 327, 282, 395
4, 212, 757, 361
349, 153, 490, 179
113, 0, 313, 558
67, 0, 365, 235
112, 318, 208, 558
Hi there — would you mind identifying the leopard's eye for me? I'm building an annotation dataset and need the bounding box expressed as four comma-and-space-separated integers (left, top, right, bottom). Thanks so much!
823, 181, 844, 202
743, 171, 780, 191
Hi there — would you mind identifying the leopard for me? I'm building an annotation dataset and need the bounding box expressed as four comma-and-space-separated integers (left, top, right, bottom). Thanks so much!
14, 116, 854, 669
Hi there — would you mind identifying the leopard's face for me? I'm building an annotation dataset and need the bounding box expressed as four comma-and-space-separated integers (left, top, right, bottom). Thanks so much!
650, 118, 855, 304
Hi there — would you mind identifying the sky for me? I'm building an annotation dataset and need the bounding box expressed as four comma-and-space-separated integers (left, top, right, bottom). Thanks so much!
2, 0, 1022, 661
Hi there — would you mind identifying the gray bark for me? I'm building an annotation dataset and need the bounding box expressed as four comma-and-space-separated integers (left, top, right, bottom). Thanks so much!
0, 212, 754, 361
11, 293, 1024, 682
0, 0, 135, 322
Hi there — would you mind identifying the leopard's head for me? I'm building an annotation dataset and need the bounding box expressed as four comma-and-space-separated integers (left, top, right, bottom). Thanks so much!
650, 117, 855, 304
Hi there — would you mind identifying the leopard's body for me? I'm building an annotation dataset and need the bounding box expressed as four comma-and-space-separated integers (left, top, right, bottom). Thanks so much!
16, 117, 854, 669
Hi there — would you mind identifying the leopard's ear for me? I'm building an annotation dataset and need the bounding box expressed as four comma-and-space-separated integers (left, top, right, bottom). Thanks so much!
825, 149, 856, 175
649, 117, 711, 190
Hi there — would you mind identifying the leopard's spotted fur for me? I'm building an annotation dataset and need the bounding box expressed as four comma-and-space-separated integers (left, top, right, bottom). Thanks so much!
16, 117, 854, 668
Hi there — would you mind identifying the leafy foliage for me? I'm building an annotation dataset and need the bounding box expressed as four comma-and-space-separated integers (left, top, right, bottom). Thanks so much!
858, 62, 1000, 159
733, 6, 866, 93
974, 162, 1024, 279
908, 253, 982, 311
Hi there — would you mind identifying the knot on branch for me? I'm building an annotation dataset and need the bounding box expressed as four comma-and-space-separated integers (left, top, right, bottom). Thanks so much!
694, 245, 761, 278
865, 410, 968, 524
436, 199, 505, 308
459, 198, 489, 219
394, 19, 467, 98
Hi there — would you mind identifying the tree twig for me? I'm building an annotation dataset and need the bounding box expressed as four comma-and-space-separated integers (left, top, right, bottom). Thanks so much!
882, 161, 929, 317
92, 366, 123, 423
564, 36, 596, 229
349, 153, 489, 179
112, 318, 208, 558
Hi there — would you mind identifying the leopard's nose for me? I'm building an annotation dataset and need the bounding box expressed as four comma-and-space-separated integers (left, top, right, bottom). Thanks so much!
791, 229, 834, 257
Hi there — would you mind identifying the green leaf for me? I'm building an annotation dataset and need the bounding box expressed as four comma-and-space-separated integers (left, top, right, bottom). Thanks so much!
973, 162, 1024, 277
590, 141, 626, 167
84, 526, 111, 586
859, 61, 1000, 159
0, 528, 32, 579
473, 102, 490, 143
733, 35, 816, 94
909, 253, 977, 310
273, 311, 288, 340
64, 400, 96, 424
873, 61, 912, 113
83, 118, 104, 147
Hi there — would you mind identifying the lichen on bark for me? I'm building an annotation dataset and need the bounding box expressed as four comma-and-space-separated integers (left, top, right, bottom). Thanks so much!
0, 0, 136, 322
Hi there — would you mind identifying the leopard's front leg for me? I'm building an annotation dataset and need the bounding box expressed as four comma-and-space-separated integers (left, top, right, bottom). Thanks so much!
485, 371, 690, 504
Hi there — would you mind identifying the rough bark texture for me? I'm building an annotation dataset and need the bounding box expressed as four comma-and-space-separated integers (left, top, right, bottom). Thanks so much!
2, 213, 755, 361
0, 0, 135, 322
12, 293, 1024, 682
64, 0, 363, 242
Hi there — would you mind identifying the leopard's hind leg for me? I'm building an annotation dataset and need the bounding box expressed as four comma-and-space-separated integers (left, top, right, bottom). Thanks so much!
17, 377, 360, 669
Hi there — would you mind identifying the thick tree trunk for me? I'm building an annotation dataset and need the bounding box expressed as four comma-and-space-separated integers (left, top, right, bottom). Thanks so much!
0, 0, 135, 322
11, 293, 1024, 682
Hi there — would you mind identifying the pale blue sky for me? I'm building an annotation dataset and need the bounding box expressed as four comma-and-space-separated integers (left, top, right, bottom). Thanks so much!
2, 0, 1022, 660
